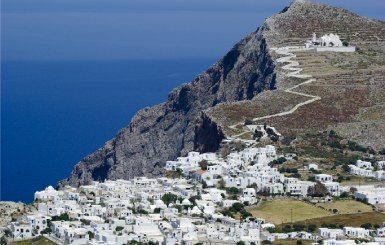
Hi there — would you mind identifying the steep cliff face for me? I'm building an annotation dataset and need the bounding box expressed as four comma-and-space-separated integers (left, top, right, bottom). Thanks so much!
59, 25, 277, 187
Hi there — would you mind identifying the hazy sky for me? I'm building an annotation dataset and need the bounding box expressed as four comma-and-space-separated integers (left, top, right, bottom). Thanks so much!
2, 0, 384, 61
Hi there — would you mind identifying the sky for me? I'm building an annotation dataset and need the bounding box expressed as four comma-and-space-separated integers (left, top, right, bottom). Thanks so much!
2, 0, 384, 61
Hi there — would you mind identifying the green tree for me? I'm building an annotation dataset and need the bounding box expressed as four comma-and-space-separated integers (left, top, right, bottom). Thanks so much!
161, 193, 178, 206
309, 182, 329, 197
227, 187, 240, 195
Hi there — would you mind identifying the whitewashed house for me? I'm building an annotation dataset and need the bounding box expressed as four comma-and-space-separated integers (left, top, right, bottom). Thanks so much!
354, 185, 385, 205
377, 161, 385, 170
284, 178, 314, 196
343, 227, 370, 238
9, 222, 33, 240
318, 228, 344, 239
324, 182, 341, 196
26, 214, 50, 234
356, 160, 373, 170
315, 174, 333, 183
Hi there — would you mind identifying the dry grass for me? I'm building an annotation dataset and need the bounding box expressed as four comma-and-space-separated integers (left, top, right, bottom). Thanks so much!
246, 199, 331, 224
14, 236, 56, 245
316, 200, 374, 214
284, 212, 385, 228
274, 240, 313, 245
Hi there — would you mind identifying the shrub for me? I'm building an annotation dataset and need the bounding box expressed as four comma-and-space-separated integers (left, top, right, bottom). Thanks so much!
361, 223, 372, 229
283, 224, 293, 233
138, 209, 149, 214
340, 192, 349, 198
293, 224, 305, 231
244, 119, 253, 125
307, 224, 317, 232
240, 210, 252, 219
221, 209, 234, 218
308, 176, 316, 182
51, 213, 70, 221
40, 227, 52, 235
253, 130, 263, 140
115, 226, 124, 232
309, 182, 329, 197
348, 141, 367, 153
342, 164, 351, 173
80, 219, 91, 225
227, 187, 240, 195
229, 203, 244, 213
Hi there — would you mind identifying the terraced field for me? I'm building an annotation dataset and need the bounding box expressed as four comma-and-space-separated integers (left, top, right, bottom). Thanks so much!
282, 212, 385, 228
316, 200, 374, 214
246, 200, 331, 224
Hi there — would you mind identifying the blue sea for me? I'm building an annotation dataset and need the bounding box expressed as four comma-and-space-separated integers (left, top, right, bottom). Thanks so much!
1, 59, 215, 202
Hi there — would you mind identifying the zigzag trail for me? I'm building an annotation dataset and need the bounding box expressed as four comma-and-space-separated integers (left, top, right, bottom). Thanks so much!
229, 46, 321, 139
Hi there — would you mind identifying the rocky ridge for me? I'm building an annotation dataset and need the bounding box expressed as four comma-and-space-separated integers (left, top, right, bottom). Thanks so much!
60, 0, 385, 187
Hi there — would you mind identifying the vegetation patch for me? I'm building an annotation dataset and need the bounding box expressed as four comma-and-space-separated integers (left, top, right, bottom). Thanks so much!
15, 236, 56, 245
281, 212, 385, 230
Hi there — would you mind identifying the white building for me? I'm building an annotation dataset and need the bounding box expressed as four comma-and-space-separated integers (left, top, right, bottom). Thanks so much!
354, 185, 385, 205
305, 33, 355, 52
9, 222, 33, 240
318, 228, 344, 239
343, 227, 370, 238
324, 182, 341, 196
315, 174, 333, 183
356, 160, 373, 170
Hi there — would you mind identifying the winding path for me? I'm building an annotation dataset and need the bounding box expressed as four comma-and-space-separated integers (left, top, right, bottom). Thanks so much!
229, 46, 321, 138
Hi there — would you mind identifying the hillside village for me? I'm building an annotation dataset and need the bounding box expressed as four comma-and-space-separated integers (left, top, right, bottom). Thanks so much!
2, 129, 385, 245
3, 27, 385, 243
2, 0, 385, 243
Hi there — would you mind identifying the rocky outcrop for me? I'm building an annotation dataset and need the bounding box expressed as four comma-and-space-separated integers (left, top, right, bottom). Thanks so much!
194, 112, 225, 153
59, 24, 277, 187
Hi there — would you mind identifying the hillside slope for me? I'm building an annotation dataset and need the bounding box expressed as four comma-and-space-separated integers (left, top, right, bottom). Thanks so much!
207, 0, 385, 148
60, 0, 385, 187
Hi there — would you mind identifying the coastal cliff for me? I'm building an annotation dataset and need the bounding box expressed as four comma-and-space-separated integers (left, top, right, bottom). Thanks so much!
59, 24, 276, 187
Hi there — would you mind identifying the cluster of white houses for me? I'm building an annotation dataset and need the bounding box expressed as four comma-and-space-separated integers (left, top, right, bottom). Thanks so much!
166, 145, 343, 198
349, 160, 385, 180
5, 145, 385, 244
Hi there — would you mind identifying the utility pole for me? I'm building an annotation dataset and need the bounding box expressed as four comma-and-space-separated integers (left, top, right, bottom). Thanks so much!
291, 208, 293, 223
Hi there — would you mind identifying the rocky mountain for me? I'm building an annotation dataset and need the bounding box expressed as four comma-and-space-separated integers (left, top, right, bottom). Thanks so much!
59, 0, 385, 187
